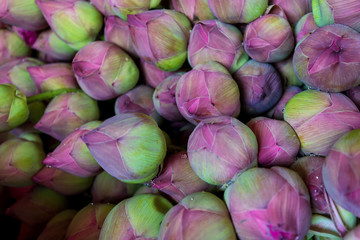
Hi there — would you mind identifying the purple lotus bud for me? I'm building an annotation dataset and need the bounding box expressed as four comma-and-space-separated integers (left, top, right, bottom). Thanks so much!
0, 29, 31, 65
293, 24, 360, 92
346, 86, 360, 110
344, 225, 360, 240
291, 156, 329, 214
323, 129, 360, 217
271, 0, 312, 26
104, 16, 137, 57
295, 13, 318, 43
307, 214, 341, 239
32, 30, 77, 62
108, 0, 161, 20
267, 86, 302, 120
5, 186, 68, 227
0, 0, 48, 31
28, 63, 78, 92
140, 59, 174, 88
114, 85, 161, 123
153, 73, 184, 122
284, 90, 360, 156
207, 0, 268, 24
265, 4, 288, 20
12, 26, 39, 46
188, 116, 257, 186
128, 10, 191, 72
247, 117, 300, 167
152, 151, 211, 202
233, 60, 283, 116
73, 41, 139, 101
0, 133, 45, 187
99, 194, 172, 240
91, 171, 140, 203
42, 121, 102, 177
38, 209, 77, 240
0, 58, 43, 97
275, 55, 303, 87
65, 203, 115, 240
244, 14, 294, 63
35, 92, 100, 141
171, 0, 215, 22
176, 62, 240, 125
188, 20, 249, 73
82, 113, 167, 183
224, 167, 312, 240
159, 192, 236, 239
90, 0, 115, 16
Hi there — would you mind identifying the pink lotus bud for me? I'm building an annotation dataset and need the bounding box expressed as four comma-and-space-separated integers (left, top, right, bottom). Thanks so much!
82, 113, 167, 183
224, 167, 312, 240
344, 225, 360, 240
275, 55, 304, 87
12, 26, 39, 46
91, 171, 140, 203
38, 209, 77, 240
284, 90, 360, 156
0, 29, 31, 65
293, 24, 360, 92
7, 184, 36, 200
28, 63, 78, 92
65, 203, 115, 240
90, 0, 115, 16
152, 151, 211, 202
271, 0, 312, 26
323, 129, 360, 217
244, 14, 294, 62
267, 86, 302, 120
153, 73, 184, 122
171, 0, 215, 22
346, 86, 360, 110
188, 20, 248, 73
159, 192, 236, 239
188, 116, 258, 186
128, 10, 191, 72
104, 16, 137, 57
295, 13, 318, 43
247, 117, 300, 167
207, 0, 268, 24
42, 121, 102, 177
108, 0, 161, 20
35, 92, 100, 141
233, 60, 283, 116
5, 186, 68, 227
140, 59, 174, 88
0, 0, 48, 31
73, 41, 139, 101
176, 62, 240, 125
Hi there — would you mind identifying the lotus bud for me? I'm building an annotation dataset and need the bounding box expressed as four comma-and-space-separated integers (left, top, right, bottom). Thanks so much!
42, 121, 102, 177
171, 0, 215, 22
275, 55, 304, 87
267, 86, 303, 120
65, 203, 114, 240
82, 113, 167, 183
134, 185, 159, 195
0, 84, 29, 132
233, 60, 283, 116
295, 13, 318, 43
271, 0, 312, 26
291, 156, 329, 214
0, 29, 31, 65
35, 0, 103, 50
108, 0, 161, 20
0, 133, 45, 187
104, 16, 137, 57
244, 14, 294, 62
28, 63, 78, 92
90, 0, 115, 16
188, 116, 257, 186
35, 92, 100, 141
188, 20, 248, 73
0, 58, 43, 97
207, 0, 268, 24
33, 167, 94, 196
114, 85, 161, 123
12, 26, 38, 46
176, 62, 240, 125
140, 59, 174, 88
247, 117, 300, 167
264, 5, 288, 20
344, 225, 360, 240
224, 167, 312, 240
7, 184, 36, 200
128, 10, 191, 72
32, 30, 77, 62
38, 209, 77, 240
91, 171, 141, 203
72, 41, 139, 101
346, 86, 360, 110
159, 192, 236, 239
0, 0, 48, 31
152, 151, 211, 202
99, 194, 172, 240
5, 186, 68, 226
153, 73, 184, 122
284, 90, 360, 156
307, 215, 342, 239
323, 129, 360, 217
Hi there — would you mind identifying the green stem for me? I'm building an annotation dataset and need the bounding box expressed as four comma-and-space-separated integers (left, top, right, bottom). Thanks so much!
27, 88, 82, 103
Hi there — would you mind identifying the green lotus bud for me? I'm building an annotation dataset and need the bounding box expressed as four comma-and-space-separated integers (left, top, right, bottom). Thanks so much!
0, 29, 31, 66
307, 215, 342, 239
